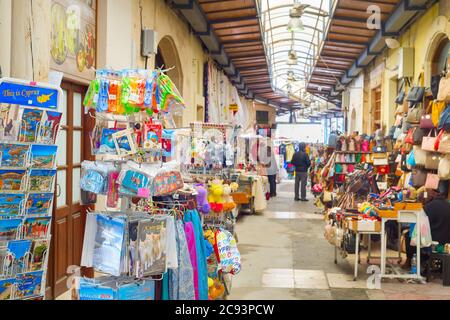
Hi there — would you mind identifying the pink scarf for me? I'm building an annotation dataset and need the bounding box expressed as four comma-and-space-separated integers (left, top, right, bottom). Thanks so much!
184, 222, 199, 300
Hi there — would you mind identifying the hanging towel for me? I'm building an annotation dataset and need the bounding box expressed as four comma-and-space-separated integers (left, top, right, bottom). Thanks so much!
169, 220, 196, 300
184, 221, 199, 300
184, 210, 209, 300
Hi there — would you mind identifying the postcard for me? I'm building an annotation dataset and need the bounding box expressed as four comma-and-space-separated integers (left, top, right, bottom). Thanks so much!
30, 145, 57, 168
0, 169, 27, 191
0, 278, 16, 300
0, 143, 29, 167
7, 240, 32, 260
26, 193, 53, 216
15, 271, 43, 298
39, 111, 62, 144
0, 193, 25, 217
29, 169, 57, 192
19, 108, 44, 143
23, 217, 51, 240
7, 240, 32, 273
0, 218, 22, 242
0, 114, 21, 142
30, 239, 49, 271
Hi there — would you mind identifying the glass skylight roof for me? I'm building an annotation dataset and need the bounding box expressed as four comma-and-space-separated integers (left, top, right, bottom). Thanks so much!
259, 0, 333, 101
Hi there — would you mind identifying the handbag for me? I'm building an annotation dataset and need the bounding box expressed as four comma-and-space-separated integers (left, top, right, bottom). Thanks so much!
376, 165, 390, 175
438, 154, 450, 180
402, 119, 412, 133
340, 137, 348, 152
348, 138, 355, 152
431, 101, 446, 127
437, 105, 450, 131
393, 127, 402, 140
425, 153, 441, 170
437, 131, 450, 154
411, 169, 427, 187
405, 127, 415, 144
407, 73, 425, 107
361, 140, 369, 152
395, 79, 407, 104
413, 127, 425, 145
434, 129, 445, 151
373, 157, 388, 166
437, 73, 450, 102
431, 74, 443, 99
422, 129, 437, 152
396, 99, 409, 115
406, 107, 422, 124
425, 173, 440, 190
419, 101, 434, 129
406, 150, 416, 167
413, 146, 427, 166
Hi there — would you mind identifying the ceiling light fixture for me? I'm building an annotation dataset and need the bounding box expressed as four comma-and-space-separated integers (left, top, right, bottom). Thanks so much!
287, 3, 308, 32
287, 50, 298, 65
385, 37, 400, 49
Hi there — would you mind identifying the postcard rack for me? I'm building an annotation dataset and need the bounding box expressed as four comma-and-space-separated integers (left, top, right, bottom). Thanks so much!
0, 78, 63, 300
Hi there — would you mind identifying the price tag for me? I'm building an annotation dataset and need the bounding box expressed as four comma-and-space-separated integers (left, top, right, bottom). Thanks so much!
137, 188, 150, 198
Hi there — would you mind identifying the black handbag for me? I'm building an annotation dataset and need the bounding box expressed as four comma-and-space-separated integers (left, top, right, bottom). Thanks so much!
413, 127, 426, 145
395, 79, 407, 105
343, 232, 356, 254
431, 74, 442, 100
407, 74, 425, 107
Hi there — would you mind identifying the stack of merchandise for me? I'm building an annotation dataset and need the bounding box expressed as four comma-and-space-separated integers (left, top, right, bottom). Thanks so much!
0, 78, 63, 300
78, 69, 241, 301
390, 71, 450, 197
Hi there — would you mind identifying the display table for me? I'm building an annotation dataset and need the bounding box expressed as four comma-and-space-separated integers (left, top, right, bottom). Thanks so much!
380, 208, 425, 282
232, 173, 268, 213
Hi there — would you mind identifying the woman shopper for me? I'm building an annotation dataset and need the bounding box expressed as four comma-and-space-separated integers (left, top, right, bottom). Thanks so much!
291, 142, 311, 202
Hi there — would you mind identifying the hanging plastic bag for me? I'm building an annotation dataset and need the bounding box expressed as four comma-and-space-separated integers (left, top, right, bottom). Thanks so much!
410, 210, 432, 248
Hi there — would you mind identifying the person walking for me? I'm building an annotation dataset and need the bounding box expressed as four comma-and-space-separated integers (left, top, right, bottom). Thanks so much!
265, 145, 278, 198
291, 142, 311, 201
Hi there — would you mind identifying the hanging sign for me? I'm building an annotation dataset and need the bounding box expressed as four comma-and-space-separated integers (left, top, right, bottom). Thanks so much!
0, 81, 59, 110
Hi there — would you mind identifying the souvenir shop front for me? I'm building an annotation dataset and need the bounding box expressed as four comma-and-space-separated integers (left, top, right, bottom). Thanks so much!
0, 68, 258, 300
315, 72, 450, 284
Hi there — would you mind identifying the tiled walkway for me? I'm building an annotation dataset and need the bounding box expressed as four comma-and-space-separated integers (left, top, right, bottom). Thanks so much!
229, 181, 450, 300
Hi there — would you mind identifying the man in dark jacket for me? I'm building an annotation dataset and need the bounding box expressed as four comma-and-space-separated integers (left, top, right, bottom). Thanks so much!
291, 142, 311, 201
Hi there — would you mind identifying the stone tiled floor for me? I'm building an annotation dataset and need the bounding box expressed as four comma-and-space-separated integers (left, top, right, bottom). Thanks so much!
228, 180, 450, 300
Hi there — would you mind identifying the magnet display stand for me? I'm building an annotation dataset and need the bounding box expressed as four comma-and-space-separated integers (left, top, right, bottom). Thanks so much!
0, 78, 63, 300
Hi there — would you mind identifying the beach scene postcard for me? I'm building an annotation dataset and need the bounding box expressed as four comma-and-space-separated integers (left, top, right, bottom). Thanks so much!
30, 145, 57, 169
29, 169, 56, 192
0, 193, 25, 217
26, 193, 53, 216
0, 218, 22, 242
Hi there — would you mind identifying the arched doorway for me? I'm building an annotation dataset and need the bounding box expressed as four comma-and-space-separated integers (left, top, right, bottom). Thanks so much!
155, 36, 183, 127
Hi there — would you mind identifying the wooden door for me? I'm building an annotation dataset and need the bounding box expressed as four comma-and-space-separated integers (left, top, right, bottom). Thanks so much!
46, 81, 92, 299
